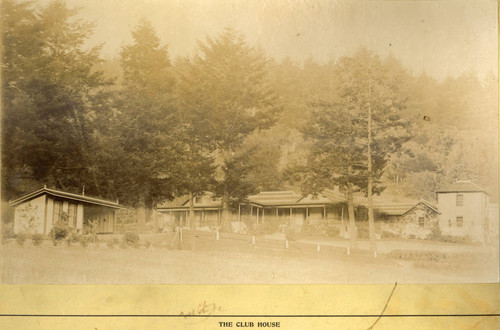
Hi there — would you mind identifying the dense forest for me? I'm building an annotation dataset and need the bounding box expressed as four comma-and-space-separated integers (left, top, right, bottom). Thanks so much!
2, 1, 498, 229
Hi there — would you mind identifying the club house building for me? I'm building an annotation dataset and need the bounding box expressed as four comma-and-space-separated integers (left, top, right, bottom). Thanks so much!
9, 186, 125, 235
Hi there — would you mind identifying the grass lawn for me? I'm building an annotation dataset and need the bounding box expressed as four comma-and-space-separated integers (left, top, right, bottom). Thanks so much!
1, 231, 498, 284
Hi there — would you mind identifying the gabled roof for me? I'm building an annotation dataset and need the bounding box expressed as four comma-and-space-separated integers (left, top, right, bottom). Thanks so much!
9, 187, 125, 209
246, 189, 348, 207
322, 188, 347, 203
436, 180, 487, 194
374, 200, 439, 216
297, 193, 333, 205
157, 192, 221, 210
373, 203, 415, 216
402, 201, 439, 215
246, 191, 302, 206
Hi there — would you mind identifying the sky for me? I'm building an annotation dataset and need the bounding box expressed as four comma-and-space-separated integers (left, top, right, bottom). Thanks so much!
40, 0, 498, 80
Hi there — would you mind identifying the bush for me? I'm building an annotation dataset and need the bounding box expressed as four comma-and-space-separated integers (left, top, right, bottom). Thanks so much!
79, 235, 89, 248
49, 220, 70, 241
302, 222, 328, 236
325, 226, 340, 237
440, 235, 472, 244
426, 223, 472, 244
381, 230, 399, 239
119, 241, 128, 249
123, 232, 140, 246
357, 227, 369, 239
2, 224, 15, 243
252, 221, 282, 236
426, 223, 442, 241
107, 238, 119, 249
83, 219, 99, 243
285, 226, 301, 241
32, 233, 43, 246
16, 233, 27, 246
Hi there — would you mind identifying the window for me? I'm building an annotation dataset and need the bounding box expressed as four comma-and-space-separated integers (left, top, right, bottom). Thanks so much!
456, 216, 463, 227
68, 204, 77, 227
418, 217, 425, 228
53, 201, 62, 224
448, 219, 452, 227
194, 195, 202, 204
456, 194, 463, 206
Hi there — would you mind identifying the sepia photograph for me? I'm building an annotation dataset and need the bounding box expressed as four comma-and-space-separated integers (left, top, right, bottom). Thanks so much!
1, 0, 498, 285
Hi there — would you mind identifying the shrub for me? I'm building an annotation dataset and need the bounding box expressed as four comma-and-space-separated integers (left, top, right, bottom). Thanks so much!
252, 221, 282, 236
325, 226, 340, 237
79, 235, 89, 248
302, 222, 328, 236
107, 238, 119, 249
357, 227, 369, 239
49, 220, 70, 241
83, 219, 99, 243
51, 236, 58, 246
123, 232, 140, 247
426, 223, 442, 241
285, 226, 301, 241
16, 233, 27, 246
425, 223, 472, 244
381, 230, 399, 239
32, 233, 43, 246
2, 224, 15, 243
440, 235, 472, 244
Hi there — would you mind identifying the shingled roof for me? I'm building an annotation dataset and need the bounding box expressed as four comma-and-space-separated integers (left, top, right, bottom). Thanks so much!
9, 187, 124, 209
436, 180, 487, 194
246, 191, 302, 206
157, 192, 221, 210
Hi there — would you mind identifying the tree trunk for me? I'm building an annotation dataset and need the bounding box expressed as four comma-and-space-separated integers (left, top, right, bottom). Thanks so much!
152, 208, 158, 232
189, 191, 196, 230
346, 166, 358, 250
221, 194, 231, 232
367, 82, 377, 256
137, 197, 146, 234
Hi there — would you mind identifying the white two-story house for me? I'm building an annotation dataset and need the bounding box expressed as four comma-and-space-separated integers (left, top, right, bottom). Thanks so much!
436, 180, 490, 243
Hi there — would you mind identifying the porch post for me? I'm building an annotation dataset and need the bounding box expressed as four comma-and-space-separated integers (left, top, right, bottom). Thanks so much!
238, 204, 241, 222
262, 208, 265, 223
290, 207, 292, 225
257, 208, 260, 223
